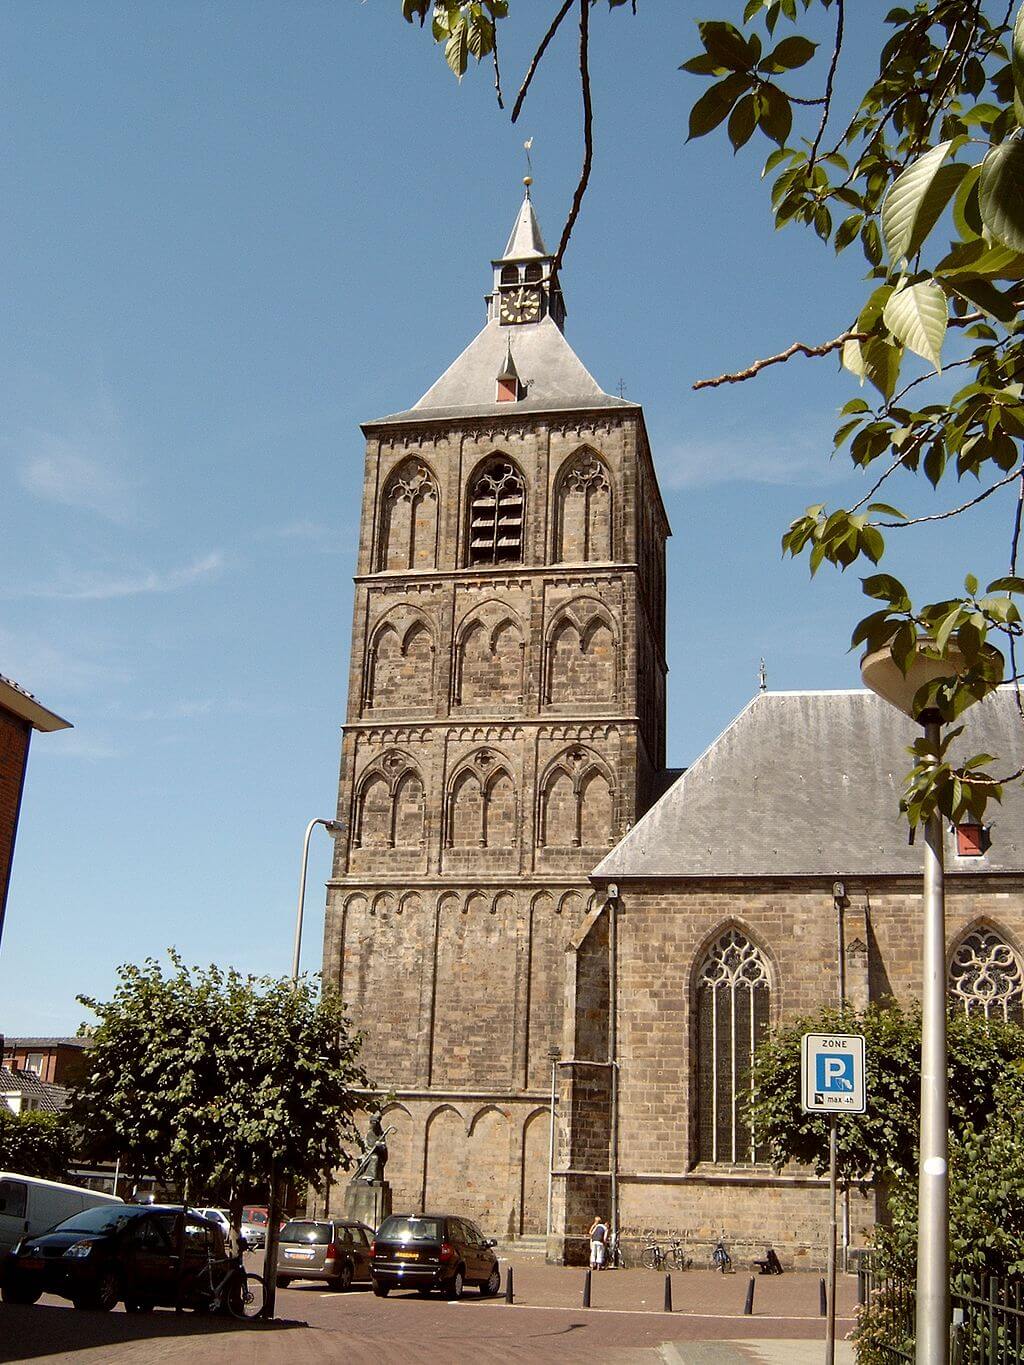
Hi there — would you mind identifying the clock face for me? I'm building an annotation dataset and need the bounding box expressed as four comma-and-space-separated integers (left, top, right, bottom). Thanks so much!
500, 286, 541, 324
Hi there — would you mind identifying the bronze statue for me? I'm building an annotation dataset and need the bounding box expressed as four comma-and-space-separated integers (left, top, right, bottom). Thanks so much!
351, 1111, 391, 1185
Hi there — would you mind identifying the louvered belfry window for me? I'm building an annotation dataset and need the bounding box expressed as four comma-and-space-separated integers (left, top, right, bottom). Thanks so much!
696, 930, 771, 1164
468, 460, 525, 565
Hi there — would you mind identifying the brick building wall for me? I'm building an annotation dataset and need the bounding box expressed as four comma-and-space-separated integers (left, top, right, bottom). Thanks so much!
565, 872, 1024, 1265
0, 708, 31, 928
321, 404, 669, 1244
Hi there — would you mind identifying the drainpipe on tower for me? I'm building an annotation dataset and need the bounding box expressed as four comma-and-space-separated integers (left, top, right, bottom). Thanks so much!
608, 884, 619, 1243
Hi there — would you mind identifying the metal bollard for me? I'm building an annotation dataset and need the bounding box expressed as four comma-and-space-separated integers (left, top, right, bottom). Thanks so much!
744, 1276, 755, 1316
505, 1264, 514, 1305
582, 1268, 592, 1308
857, 1268, 866, 1307
664, 1273, 673, 1313
819, 1276, 827, 1317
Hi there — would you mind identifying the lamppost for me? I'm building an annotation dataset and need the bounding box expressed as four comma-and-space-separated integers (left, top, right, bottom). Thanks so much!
291, 817, 344, 981
861, 642, 1002, 1365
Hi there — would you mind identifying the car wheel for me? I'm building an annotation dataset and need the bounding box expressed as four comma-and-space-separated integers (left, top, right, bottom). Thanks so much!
276, 1276, 292, 1289
372, 1280, 390, 1297
334, 1261, 353, 1292
77, 1268, 119, 1312
479, 1265, 501, 1297
1, 1281, 42, 1305
444, 1268, 464, 1301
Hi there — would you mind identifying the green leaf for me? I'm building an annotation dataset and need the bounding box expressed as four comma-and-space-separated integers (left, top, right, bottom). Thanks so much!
979, 138, 1024, 254
445, 17, 469, 77
758, 83, 792, 146
698, 21, 755, 72
881, 142, 962, 262
987, 576, 1024, 593
1013, 2, 1024, 109
862, 572, 909, 605
687, 73, 752, 140
760, 35, 816, 72
861, 336, 903, 401
883, 282, 948, 371
949, 276, 1018, 324
728, 93, 758, 151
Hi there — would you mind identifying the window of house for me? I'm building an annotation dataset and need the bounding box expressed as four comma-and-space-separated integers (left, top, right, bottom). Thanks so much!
696, 930, 771, 1164
24, 1053, 43, 1076
467, 461, 525, 565
954, 822, 987, 857
948, 928, 1024, 1024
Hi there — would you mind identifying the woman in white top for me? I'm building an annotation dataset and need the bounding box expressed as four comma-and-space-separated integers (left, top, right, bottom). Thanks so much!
588, 1215, 607, 1270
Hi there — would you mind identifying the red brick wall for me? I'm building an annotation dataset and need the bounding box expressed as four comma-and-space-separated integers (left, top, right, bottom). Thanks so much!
0, 709, 31, 929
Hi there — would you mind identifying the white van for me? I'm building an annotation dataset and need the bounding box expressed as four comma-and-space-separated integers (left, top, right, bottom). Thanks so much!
0, 1172, 122, 1254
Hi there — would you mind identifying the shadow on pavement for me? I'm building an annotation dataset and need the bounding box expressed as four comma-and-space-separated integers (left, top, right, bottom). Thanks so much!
0, 1302, 304, 1363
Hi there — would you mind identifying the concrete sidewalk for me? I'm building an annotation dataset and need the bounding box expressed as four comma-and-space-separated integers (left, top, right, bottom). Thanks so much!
660, 1340, 854, 1364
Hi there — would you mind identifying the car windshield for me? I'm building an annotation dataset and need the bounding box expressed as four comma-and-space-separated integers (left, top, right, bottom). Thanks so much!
280, 1221, 331, 1245
54, 1205, 142, 1236
377, 1216, 441, 1243
243, 1209, 268, 1225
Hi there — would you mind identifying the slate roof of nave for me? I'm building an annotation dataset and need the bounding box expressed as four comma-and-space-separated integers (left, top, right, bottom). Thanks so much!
593, 688, 1024, 879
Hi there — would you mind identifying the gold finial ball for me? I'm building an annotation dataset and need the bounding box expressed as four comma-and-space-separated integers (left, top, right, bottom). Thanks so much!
523, 175, 533, 187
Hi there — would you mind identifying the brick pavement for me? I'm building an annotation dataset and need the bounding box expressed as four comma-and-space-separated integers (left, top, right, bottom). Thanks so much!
0, 1259, 859, 1364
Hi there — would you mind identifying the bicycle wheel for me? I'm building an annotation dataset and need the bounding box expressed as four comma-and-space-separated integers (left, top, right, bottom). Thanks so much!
671, 1247, 691, 1271
229, 1270, 266, 1320
640, 1246, 664, 1271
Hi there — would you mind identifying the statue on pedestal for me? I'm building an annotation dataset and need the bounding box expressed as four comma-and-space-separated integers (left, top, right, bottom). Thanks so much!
351, 1111, 392, 1185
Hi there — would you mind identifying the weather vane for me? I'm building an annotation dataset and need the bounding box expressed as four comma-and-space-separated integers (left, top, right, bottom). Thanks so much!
759, 658, 767, 692
523, 137, 534, 191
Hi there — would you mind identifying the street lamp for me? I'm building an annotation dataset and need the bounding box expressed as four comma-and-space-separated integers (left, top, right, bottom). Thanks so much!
292, 817, 344, 981
861, 641, 1002, 1365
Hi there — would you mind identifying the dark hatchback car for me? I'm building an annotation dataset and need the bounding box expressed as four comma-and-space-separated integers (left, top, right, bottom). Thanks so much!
276, 1218, 375, 1290
1, 1203, 231, 1312
370, 1213, 500, 1299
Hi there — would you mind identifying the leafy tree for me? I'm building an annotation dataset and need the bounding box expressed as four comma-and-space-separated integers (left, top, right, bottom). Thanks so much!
70, 951, 369, 1204
746, 1002, 1024, 1181
0, 1108, 74, 1181
399, 0, 1024, 828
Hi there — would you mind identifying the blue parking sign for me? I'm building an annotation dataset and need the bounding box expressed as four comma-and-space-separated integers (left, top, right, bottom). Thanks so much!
801, 1033, 866, 1113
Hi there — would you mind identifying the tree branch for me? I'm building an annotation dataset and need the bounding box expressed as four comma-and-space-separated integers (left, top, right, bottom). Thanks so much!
692, 330, 867, 390
511, 0, 575, 124
874, 464, 1023, 527
492, 21, 504, 110
552, 0, 592, 275
809, 0, 843, 169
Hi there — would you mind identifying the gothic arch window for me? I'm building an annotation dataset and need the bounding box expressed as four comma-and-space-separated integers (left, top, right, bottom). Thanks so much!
354, 756, 425, 851
378, 460, 439, 572
367, 617, 433, 711
948, 927, 1024, 1024
555, 450, 612, 563
538, 750, 616, 848
546, 606, 616, 705
466, 458, 525, 566
696, 929, 771, 1164
455, 611, 525, 707
446, 752, 517, 849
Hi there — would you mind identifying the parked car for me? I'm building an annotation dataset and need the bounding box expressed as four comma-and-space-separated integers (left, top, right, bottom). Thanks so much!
194, 1207, 231, 1241
240, 1214, 266, 1249
0, 1173, 122, 1256
370, 1213, 500, 1299
276, 1218, 374, 1291
1, 1202, 230, 1312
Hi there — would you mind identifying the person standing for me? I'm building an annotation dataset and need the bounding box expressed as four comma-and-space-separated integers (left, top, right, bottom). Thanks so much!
588, 1215, 608, 1270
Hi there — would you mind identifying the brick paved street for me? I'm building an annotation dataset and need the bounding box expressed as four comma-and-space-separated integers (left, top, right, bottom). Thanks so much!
0, 1258, 858, 1364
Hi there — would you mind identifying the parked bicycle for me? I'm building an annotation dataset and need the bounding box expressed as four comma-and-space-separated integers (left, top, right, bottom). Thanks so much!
604, 1229, 624, 1269
711, 1236, 733, 1274
640, 1235, 691, 1271
197, 1245, 266, 1319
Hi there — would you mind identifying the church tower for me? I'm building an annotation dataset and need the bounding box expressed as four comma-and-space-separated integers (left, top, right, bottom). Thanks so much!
322, 186, 669, 1248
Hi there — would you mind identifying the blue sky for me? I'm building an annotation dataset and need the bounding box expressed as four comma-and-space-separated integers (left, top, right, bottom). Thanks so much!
1, 2, 1014, 1033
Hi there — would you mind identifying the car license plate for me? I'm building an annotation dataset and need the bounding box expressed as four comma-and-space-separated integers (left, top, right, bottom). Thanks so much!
285, 1249, 314, 1259
20, 1258, 43, 1271
396, 1251, 417, 1259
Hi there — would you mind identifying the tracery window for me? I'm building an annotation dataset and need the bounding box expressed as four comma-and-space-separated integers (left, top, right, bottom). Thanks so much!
948, 928, 1024, 1024
467, 460, 525, 565
696, 930, 771, 1164
556, 452, 611, 563
378, 461, 439, 571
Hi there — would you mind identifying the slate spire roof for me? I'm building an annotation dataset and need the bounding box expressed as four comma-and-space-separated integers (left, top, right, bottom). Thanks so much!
365, 190, 635, 427
500, 188, 547, 261
593, 688, 1024, 879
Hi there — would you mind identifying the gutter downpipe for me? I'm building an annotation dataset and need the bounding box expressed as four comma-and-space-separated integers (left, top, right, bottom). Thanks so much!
546, 1050, 559, 1242
609, 887, 619, 1244
833, 879, 850, 1274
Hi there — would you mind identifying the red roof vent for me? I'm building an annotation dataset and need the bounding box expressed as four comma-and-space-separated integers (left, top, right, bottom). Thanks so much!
955, 823, 987, 857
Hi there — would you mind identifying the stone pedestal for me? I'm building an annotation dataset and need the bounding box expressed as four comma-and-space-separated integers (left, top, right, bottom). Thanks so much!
341, 1181, 392, 1230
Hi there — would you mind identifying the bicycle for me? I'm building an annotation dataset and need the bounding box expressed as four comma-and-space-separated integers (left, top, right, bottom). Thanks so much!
640, 1232, 666, 1271
604, 1229, 624, 1269
711, 1237, 733, 1274
667, 1239, 692, 1271
197, 1248, 266, 1319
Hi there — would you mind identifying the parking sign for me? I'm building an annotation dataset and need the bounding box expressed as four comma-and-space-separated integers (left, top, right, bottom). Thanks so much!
801, 1033, 866, 1114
